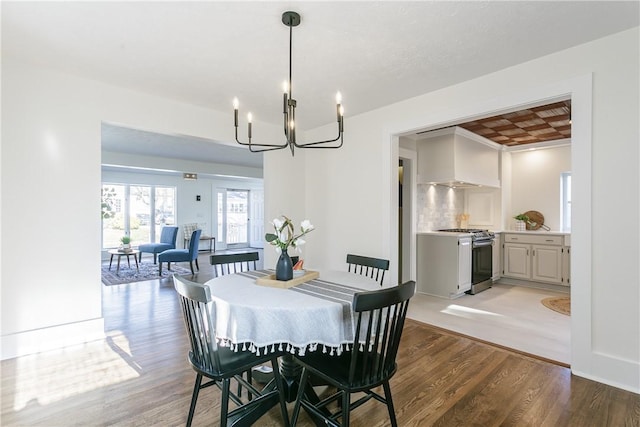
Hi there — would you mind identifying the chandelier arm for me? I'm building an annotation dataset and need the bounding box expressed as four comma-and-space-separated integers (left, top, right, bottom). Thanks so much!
294, 130, 344, 149
235, 128, 289, 151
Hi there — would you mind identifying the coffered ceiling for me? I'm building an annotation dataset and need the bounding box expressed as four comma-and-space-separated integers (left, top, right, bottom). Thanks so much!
457, 100, 572, 147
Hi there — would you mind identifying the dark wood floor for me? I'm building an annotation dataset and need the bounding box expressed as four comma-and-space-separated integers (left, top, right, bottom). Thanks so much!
2, 252, 639, 426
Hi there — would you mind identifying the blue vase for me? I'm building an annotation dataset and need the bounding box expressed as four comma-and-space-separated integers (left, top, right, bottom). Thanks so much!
276, 248, 293, 281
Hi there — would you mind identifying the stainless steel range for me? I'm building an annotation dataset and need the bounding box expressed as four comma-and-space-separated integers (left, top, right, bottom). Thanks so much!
438, 228, 496, 294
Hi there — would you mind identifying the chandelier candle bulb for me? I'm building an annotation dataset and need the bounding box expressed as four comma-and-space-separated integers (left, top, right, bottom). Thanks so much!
283, 81, 288, 113
247, 113, 252, 139
233, 98, 239, 126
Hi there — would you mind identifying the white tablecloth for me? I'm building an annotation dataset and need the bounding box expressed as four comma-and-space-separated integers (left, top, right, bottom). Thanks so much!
203, 270, 381, 356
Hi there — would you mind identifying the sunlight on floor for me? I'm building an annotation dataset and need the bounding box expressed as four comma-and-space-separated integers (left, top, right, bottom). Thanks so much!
441, 304, 505, 319
12, 332, 139, 411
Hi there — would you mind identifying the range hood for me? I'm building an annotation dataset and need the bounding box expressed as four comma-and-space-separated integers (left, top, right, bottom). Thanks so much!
416, 127, 501, 188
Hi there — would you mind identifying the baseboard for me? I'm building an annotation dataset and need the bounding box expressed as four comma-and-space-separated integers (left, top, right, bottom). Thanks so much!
496, 277, 570, 293
1, 318, 105, 360
572, 352, 640, 394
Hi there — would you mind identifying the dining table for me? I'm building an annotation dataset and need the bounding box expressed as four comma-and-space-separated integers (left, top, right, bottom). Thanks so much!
202, 269, 383, 402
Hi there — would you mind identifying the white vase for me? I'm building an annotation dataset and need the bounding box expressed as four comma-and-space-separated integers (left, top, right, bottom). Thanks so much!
515, 220, 526, 231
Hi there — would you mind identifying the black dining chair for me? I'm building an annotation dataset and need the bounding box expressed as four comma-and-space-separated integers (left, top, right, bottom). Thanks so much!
346, 253, 390, 286
291, 280, 415, 427
209, 252, 259, 277
173, 275, 290, 427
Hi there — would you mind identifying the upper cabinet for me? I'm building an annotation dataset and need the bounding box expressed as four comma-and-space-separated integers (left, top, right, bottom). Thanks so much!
417, 127, 501, 188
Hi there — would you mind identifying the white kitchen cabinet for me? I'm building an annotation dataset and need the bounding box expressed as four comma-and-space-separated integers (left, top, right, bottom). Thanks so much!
562, 238, 571, 285
417, 234, 472, 299
531, 245, 563, 283
503, 243, 531, 279
458, 237, 472, 293
491, 233, 501, 281
502, 233, 569, 285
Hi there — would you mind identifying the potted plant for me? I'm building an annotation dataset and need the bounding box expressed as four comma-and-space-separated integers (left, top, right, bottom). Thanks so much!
513, 214, 529, 231
120, 236, 132, 250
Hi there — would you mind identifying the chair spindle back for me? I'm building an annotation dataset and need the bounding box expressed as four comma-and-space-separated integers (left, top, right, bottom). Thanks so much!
173, 275, 222, 375
346, 254, 390, 286
210, 252, 259, 277
349, 281, 415, 386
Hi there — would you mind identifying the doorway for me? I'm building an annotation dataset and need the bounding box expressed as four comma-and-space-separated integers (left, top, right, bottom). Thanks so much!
396, 96, 574, 365
398, 155, 415, 284
217, 189, 250, 249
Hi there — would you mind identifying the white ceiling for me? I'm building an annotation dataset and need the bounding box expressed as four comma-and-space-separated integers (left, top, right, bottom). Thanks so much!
3, 1, 638, 168
101, 122, 264, 169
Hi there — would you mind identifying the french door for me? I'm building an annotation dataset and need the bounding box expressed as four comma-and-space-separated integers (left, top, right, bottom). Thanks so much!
217, 189, 250, 249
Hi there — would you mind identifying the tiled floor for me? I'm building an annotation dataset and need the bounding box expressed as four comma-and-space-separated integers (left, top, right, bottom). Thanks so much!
407, 283, 571, 365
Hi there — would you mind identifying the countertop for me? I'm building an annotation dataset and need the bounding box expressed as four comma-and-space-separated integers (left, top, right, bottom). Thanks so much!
498, 230, 570, 236
417, 230, 570, 236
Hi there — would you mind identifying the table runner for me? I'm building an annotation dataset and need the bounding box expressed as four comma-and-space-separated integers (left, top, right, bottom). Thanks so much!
205, 270, 379, 356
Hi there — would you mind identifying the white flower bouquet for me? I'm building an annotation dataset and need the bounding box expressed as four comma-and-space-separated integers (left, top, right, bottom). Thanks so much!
265, 215, 314, 253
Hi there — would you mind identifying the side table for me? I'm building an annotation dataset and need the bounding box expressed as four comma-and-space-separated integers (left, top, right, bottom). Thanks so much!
108, 249, 140, 275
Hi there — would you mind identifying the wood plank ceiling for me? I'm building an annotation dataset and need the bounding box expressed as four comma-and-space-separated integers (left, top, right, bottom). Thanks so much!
457, 100, 571, 146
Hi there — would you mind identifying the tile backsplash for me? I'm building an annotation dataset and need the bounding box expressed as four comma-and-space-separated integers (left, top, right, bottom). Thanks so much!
416, 184, 465, 231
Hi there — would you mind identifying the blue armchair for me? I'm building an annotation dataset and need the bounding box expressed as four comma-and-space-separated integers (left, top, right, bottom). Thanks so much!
158, 229, 201, 275
138, 226, 179, 264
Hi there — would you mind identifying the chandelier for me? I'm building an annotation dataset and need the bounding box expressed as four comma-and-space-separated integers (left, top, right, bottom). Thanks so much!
233, 11, 344, 156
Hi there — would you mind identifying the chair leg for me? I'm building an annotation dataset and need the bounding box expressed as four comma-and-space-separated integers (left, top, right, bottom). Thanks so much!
272, 358, 290, 427
195, 258, 200, 271
220, 378, 231, 427
189, 261, 195, 274
186, 374, 203, 427
342, 391, 350, 426
237, 371, 246, 401
159, 262, 162, 275
291, 368, 309, 426
153, 253, 157, 264
382, 380, 398, 427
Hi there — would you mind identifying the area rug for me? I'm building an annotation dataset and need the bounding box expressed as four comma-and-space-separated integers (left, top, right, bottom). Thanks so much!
101, 262, 192, 286
541, 296, 570, 316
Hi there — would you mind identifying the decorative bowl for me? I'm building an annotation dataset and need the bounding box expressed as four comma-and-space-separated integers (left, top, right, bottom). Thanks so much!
292, 269, 306, 278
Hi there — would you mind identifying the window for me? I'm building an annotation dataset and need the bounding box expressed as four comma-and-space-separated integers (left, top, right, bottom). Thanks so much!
561, 172, 571, 232
101, 184, 176, 249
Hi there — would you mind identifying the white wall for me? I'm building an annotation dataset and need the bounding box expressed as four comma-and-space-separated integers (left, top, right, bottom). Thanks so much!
1, 55, 279, 359
265, 28, 639, 392
509, 146, 571, 231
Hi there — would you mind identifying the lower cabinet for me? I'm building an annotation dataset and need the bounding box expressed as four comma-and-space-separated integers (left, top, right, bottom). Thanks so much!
502, 233, 569, 286
417, 234, 472, 299
503, 243, 531, 279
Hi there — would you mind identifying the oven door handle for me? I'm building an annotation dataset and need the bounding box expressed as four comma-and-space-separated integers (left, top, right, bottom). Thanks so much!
473, 239, 494, 248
